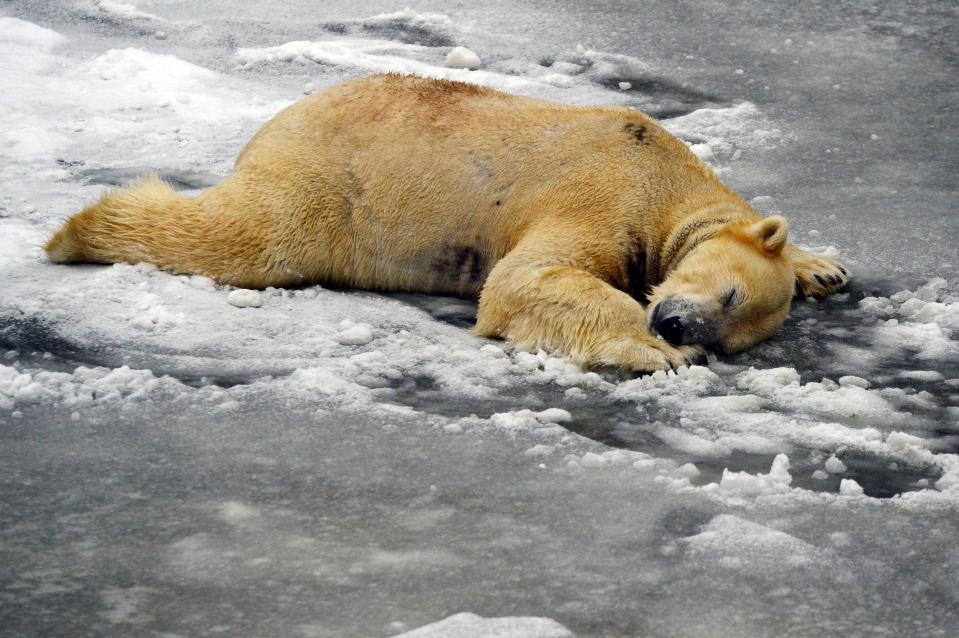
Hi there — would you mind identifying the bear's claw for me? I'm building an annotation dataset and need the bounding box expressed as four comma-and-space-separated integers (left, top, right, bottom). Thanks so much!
793, 252, 850, 300
613, 337, 707, 373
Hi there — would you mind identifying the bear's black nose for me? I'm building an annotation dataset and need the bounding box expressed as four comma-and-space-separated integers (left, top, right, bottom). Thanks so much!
654, 316, 685, 345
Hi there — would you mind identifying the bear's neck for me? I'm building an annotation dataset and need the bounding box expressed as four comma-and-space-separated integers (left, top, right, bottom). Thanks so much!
652, 192, 758, 282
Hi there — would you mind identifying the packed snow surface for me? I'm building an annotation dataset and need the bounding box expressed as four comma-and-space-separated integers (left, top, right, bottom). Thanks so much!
0, 2, 957, 637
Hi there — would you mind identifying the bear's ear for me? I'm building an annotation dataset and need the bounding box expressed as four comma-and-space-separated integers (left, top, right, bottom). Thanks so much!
750, 215, 788, 254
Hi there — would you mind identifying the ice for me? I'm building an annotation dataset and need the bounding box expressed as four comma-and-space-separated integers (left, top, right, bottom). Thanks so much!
237, 39, 548, 95
0, 16, 65, 49
664, 102, 789, 168
839, 478, 865, 496
824, 455, 848, 474
1, 3, 958, 636
333, 322, 374, 345
346, 7, 456, 44
715, 453, 792, 498
533, 408, 572, 423
579, 451, 609, 469
95, 1, 161, 21
395, 612, 572, 638
838, 375, 870, 389
0, 362, 180, 410
446, 46, 481, 70
227, 289, 263, 308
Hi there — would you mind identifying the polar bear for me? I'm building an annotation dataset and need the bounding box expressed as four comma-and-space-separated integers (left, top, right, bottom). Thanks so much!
45, 74, 849, 371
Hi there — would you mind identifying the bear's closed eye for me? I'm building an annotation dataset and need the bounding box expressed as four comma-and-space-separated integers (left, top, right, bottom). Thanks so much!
722, 288, 739, 308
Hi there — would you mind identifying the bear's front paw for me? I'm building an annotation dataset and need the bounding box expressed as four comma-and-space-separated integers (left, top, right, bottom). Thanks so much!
599, 334, 707, 373
793, 253, 850, 300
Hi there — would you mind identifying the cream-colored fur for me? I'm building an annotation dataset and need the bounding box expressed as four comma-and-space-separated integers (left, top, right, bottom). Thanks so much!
45, 73, 849, 370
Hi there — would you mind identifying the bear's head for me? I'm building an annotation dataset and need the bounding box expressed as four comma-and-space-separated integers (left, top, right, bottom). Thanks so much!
647, 215, 794, 353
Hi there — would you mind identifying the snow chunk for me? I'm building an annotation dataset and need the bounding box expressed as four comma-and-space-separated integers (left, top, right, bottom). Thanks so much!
488, 409, 570, 434
227, 289, 263, 308
839, 479, 864, 496
859, 296, 896, 318
689, 143, 716, 163
914, 278, 948, 302
736, 366, 800, 392
860, 279, 959, 361
0, 363, 178, 409
683, 514, 836, 572
354, 8, 455, 36
838, 375, 870, 389
96, 1, 161, 21
824, 455, 847, 474
446, 47, 481, 70
665, 102, 789, 154
334, 323, 374, 346
534, 408, 572, 424
717, 453, 792, 497
395, 612, 572, 638
736, 367, 901, 423
885, 431, 925, 453
479, 344, 506, 358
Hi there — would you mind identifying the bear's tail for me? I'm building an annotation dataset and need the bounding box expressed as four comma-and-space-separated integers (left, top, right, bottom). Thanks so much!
45, 176, 272, 287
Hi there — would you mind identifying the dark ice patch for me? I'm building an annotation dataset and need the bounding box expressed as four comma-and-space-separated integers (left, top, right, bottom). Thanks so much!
78, 167, 223, 191
646, 106, 701, 119
599, 75, 723, 106
600, 70, 726, 119
322, 18, 454, 47
322, 22, 349, 35
385, 293, 478, 328
0, 316, 110, 372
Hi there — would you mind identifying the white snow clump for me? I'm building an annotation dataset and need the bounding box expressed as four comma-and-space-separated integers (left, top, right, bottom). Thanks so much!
227, 289, 263, 308
446, 46, 481, 70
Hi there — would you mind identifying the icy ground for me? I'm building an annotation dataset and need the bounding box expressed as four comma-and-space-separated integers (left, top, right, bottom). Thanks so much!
1, 2, 958, 636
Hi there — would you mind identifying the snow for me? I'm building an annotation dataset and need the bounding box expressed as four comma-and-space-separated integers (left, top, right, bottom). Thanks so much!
395, 613, 572, 638
1, 2, 957, 636
664, 102, 789, 169
838, 375, 870, 389
715, 453, 792, 498
446, 46, 481, 70
333, 322, 375, 345
227, 289, 263, 308
824, 455, 848, 474
95, 1, 161, 21
0, 16, 65, 49
839, 478, 865, 496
